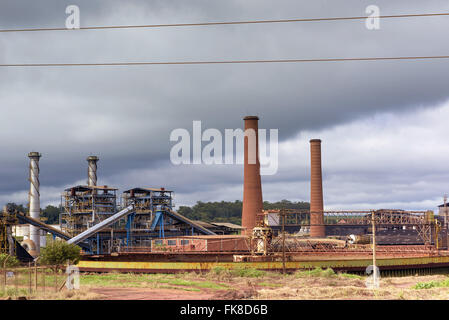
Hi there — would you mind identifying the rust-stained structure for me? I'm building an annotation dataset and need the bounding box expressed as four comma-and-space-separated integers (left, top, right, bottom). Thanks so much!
150, 235, 250, 253
241, 116, 263, 235
310, 139, 325, 237
7, 117, 449, 277
60, 185, 118, 237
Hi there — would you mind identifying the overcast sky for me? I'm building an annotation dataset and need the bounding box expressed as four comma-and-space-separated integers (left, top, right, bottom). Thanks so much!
1, 0, 449, 212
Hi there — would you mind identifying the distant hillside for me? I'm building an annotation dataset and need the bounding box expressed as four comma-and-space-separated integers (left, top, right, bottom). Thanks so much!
177, 200, 310, 225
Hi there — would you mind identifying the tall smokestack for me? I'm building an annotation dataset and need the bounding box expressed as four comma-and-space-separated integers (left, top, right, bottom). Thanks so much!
310, 139, 325, 238
28, 152, 41, 256
87, 156, 99, 187
242, 116, 263, 235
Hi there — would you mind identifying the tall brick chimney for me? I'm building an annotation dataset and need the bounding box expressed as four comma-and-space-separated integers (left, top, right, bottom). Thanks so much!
242, 116, 263, 235
310, 139, 325, 237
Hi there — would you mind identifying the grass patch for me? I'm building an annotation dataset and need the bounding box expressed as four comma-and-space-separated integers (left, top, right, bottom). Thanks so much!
79, 272, 229, 290
210, 266, 266, 278
230, 267, 266, 278
80, 273, 178, 287
294, 267, 336, 278
258, 282, 283, 288
210, 266, 228, 275
207, 266, 233, 281
413, 279, 449, 290
0, 287, 29, 298
159, 278, 229, 290
159, 285, 201, 292
338, 273, 364, 280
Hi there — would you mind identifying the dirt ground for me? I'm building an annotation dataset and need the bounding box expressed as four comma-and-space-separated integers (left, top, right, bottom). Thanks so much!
90, 287, 217, 300
4, 269, 449, 300
77, 271, 449, 300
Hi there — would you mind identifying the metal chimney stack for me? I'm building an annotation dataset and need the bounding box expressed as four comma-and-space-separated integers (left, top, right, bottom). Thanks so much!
242, 116, 263, 235
310, 139, 325, 238
87, 156, 99, 187
28, 152, 41, 255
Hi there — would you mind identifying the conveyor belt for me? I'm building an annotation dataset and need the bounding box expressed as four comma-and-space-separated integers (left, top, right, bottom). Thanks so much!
15, 212, 90, 250
167, 209, 216, 235
15, 212, 71, 241
67, 205, 135, 245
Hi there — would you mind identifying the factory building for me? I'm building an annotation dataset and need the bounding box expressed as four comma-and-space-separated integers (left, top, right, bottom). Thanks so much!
57, 157, 217, 254
2, 114, 447, 274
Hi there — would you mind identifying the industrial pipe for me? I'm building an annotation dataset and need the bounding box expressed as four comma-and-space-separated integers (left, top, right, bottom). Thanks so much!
87, 156, 99, 187
28, 151, 41, 256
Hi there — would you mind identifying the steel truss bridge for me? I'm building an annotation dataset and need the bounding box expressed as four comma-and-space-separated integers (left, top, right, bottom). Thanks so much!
258, 209, 442, 246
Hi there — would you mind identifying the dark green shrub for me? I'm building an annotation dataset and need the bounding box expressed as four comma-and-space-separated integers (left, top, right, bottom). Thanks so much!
39, 240, 81, 269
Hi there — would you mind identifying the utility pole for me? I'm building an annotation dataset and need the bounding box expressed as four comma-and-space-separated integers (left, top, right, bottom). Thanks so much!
281, 209, 286, 274
371, 210, 378, 288
444, 195, 447, 230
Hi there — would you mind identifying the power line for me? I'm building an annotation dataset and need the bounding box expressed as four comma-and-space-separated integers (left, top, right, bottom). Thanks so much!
1, 12, 449, 33
1, 55, 449, 67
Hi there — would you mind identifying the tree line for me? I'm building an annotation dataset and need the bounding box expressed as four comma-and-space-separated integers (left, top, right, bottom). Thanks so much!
5, 203, 60, 224
177, 199, 310, 225
5, 199, 310, 226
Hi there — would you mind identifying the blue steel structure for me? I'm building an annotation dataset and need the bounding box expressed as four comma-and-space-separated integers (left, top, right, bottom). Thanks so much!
61, 186, 215, 254
122, 188, 215, 247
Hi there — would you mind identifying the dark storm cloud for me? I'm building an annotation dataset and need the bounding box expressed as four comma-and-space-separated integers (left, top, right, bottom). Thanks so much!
1, 0, 449, 209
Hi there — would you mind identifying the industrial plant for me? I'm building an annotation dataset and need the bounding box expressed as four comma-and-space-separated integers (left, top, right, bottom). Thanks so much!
1, 115, 449, 275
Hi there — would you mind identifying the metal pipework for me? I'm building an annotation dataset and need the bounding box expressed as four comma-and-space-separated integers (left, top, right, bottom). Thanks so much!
242, 116, 263, 235
67, 205, 134, 245
87, 156, 99, 187
310, 139, 325, 237
28, 151, 42, 256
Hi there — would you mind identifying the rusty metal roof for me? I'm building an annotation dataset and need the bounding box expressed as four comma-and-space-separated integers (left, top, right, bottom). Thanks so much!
64, 185, 118, 192
169, 234, 247, 240
210, 222, 243, 229
123, 187, 173, 193
193, 220, 216, 229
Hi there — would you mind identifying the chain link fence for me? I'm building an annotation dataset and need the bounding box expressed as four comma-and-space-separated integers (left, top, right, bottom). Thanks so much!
0, 263, 71, 298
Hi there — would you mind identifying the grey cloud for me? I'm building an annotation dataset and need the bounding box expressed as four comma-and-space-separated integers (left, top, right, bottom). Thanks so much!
1, 0, 449, 210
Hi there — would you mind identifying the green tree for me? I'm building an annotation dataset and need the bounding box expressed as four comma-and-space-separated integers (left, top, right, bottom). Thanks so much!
177, 200, 309, 225
40, 240, 81, 271
263, 200, 309, 210
0, 254, 20, 268
40, 205, 60, 224
4, 202, 61, 225
178, 206, 193, 217
5, 202, 28, 214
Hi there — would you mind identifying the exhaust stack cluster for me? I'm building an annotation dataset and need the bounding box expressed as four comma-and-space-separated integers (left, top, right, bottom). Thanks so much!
241, 116, 263, 235
240, 116, 326, 238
